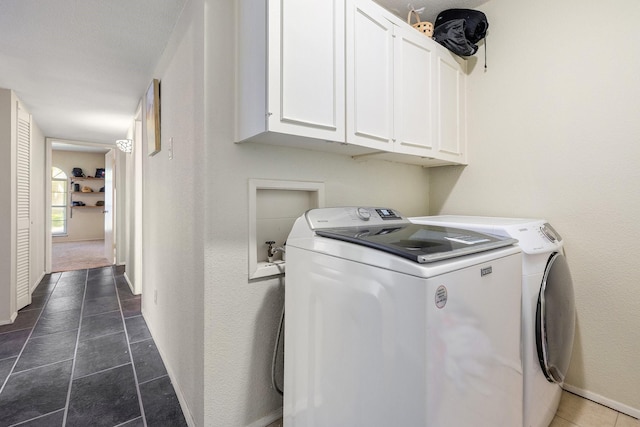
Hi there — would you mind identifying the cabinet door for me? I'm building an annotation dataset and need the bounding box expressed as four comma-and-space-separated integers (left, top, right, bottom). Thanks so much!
435, 52, 467, 163
346, 0, 394, 151
268, 0, 345, 142
393, 25, 436, 156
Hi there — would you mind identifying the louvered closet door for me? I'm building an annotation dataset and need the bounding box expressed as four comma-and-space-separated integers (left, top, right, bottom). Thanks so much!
16, 105, 31, 310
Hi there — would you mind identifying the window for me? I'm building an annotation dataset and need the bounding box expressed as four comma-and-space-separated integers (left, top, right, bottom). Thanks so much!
52, 167, 67, 235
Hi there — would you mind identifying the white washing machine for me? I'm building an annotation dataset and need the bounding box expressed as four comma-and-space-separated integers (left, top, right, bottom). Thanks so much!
409, 215, 576, 427
284, 207, 524, 427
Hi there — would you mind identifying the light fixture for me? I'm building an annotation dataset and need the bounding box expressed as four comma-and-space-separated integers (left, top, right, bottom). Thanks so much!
116, 139, 133, 153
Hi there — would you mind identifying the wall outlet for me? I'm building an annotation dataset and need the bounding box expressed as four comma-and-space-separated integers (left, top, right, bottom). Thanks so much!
168, 137, 174, 160
154, 290, 158, 304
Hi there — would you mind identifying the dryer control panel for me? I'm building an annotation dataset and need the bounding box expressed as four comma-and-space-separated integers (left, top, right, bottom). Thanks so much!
464, 221, 563, 255
513, 223, 564, 254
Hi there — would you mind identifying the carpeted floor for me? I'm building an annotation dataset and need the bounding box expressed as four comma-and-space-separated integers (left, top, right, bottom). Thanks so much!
51, 240, 112, 272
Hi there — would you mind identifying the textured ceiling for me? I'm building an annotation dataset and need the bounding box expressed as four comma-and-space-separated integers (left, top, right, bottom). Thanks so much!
0, 0, 187, 144
375, 0, 490, 23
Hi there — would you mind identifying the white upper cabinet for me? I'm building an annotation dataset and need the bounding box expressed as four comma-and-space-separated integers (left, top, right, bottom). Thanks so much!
393, 22, 437, 156
346, 0, 467, 166
237, 0, 346, 145
237, 0, 468, 166
345, 0, 394, 151
435, 52, 467, 162
346, 0, 437, 154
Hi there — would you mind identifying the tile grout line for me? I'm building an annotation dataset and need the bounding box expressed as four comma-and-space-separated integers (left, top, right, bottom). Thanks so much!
114, 268, 149, 427
113, 416, 144, 427
0, 327, 34, 337
71, 361, 133, 382
10, 357, 75, 376
0, 273, 61, 395
554, 414, 581, 426
137, 373, 170, 387
79, 328, 126, 344
81, 308, 120, 320
9, 408, 65, 427
61, 269, 89, 427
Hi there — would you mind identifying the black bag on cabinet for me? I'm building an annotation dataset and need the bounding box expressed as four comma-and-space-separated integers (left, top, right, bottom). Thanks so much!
433, 9, 488, 57
72, 167, 84, 177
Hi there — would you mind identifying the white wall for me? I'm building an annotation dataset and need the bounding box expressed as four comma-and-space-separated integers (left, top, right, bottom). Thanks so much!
0, 88, 15, 323
202, 1, 430, 425
51, 150, 105, 242
30, 115, 46, 289
124, 116, 143, 294
114, 148, 127, 266
429, 0, 640, 416
140, 0, 205, 424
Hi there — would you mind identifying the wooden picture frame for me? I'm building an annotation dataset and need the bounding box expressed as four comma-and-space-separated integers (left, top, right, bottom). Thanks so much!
146, 78, 161, 156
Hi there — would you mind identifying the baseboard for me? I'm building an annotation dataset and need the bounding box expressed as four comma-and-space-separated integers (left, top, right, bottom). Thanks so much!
53, 237, 104, 243
123, 272, 135, 294
143, 312, 197, 427
245, 408, 283, 427
143, 308, 281, 427
52, 238, 105, 243
0, 311, 18, 326
3, 272, 48, 325
4, 270, 45, 325
33, 271, 46, 291
563, 383, 640, 419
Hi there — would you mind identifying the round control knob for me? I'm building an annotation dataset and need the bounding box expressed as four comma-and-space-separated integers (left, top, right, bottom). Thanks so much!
540, 224, 557, 242
356, 207, 371, 221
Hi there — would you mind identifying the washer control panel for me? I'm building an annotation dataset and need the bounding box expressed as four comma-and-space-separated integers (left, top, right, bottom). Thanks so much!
375, 208, 402, 220
305, 206, 408, 230
356, 207, 371, 221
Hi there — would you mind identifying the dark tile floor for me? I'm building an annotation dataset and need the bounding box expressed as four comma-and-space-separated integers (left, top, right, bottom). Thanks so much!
0, 266, 187, 427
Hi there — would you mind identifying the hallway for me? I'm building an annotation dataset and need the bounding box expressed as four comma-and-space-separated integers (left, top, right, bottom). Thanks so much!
0, 266, 186, 426
51, 240, 112, 273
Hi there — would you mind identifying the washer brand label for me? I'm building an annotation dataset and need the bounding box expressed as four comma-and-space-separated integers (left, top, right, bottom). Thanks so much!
435, 285, 448, 309
481, 266, 493, 277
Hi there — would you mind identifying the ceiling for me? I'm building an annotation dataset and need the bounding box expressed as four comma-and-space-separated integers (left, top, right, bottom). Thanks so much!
0, 0, 487, 148
0, 0, 187, 146
50, 141, 111, 154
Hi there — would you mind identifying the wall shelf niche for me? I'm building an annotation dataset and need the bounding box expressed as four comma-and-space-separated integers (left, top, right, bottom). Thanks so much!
248, 179, 325, 280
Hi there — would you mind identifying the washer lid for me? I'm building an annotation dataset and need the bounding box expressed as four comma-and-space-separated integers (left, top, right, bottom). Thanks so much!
316, 223, 518, 264
536, 252, 576, 383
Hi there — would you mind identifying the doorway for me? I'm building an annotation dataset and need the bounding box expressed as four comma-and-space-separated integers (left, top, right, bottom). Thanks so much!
51, 240, 111, 272
46, 138, 116, 273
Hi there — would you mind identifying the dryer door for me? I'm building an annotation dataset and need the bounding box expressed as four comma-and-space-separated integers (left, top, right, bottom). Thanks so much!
536, 252, 576, 384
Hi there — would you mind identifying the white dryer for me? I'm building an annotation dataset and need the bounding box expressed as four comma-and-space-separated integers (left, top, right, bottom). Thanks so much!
284, 207, 524, 427
409, 215, 576, 427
